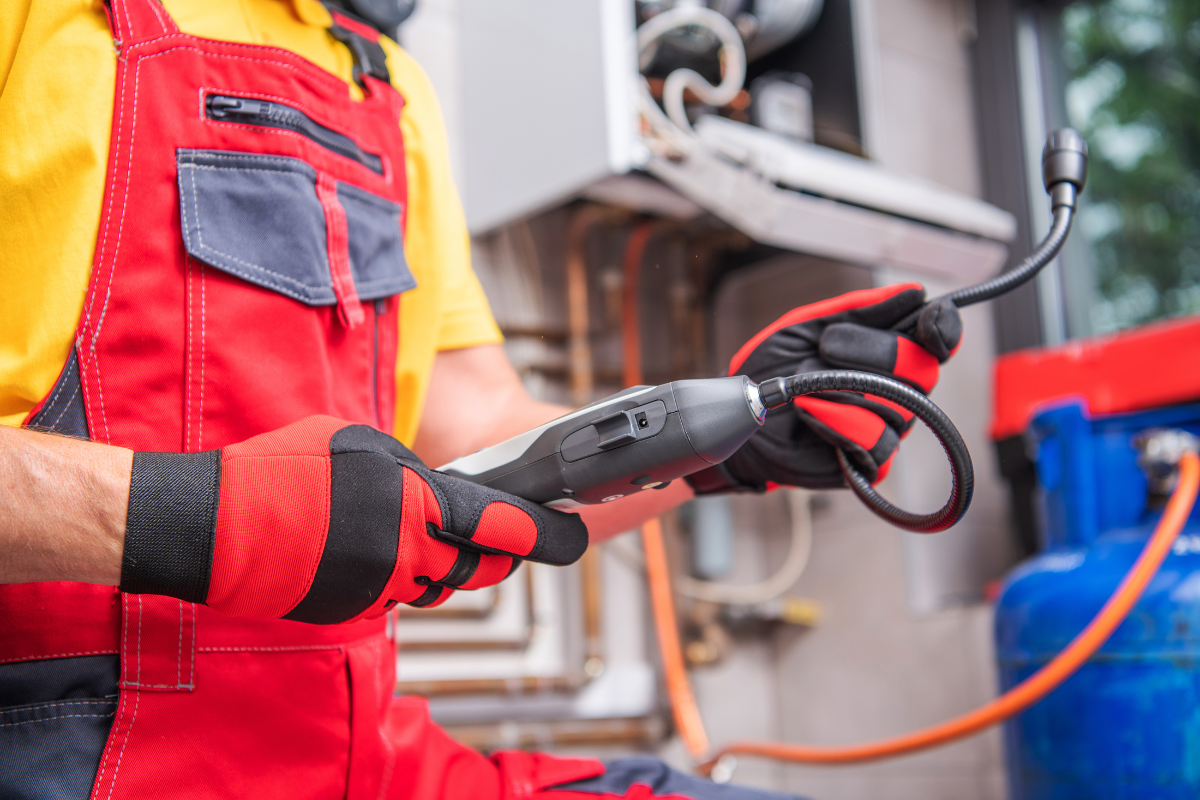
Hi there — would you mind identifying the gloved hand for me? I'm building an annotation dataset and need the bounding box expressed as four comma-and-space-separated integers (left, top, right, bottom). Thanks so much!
685, 283, 962, 493
119, 415, 588, 623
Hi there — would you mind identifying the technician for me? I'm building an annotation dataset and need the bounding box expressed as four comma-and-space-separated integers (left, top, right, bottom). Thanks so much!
0, 1, 962, 798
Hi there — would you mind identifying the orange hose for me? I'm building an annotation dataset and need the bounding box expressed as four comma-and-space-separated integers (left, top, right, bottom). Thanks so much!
644, 516, 711, 759
699, 451, 1200, 771
621, 220, 710, 759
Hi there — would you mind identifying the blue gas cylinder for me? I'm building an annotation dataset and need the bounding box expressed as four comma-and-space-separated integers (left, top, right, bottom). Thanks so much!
995, 399, 1200, 799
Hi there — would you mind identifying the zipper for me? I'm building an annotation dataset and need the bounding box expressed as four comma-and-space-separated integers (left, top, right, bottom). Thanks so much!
206, 94, 383, 174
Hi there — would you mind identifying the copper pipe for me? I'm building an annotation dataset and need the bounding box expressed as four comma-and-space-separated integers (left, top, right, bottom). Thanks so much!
622, 221, 656, 388
442, 716, 667, 752
566, 206, 604, 406
396, 675, 589, 697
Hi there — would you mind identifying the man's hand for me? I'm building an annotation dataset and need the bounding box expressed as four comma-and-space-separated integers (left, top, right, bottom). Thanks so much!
120, 415, 588, 623
686, 283, 962, 493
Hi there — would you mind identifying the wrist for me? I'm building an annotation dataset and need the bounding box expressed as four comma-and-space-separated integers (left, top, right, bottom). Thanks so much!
120, 450, 221, 602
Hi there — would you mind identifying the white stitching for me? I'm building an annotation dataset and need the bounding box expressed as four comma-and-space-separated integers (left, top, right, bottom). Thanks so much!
0, 699, 117, 711
0, 713, 115, 728
176, 600, 183, 689
91, 344, 112, 444
183, 163, 332, 301
189, 603, 196, 688
48, 379, 81, 430
136, 595, 142, 688
144, 0, 172, 35
184, 255, 193, 451
94, 593, 129, 797
0, 650, 118, 664
197, 637, 383, 654
198, 258, 205, 451
104, 689, 138, 800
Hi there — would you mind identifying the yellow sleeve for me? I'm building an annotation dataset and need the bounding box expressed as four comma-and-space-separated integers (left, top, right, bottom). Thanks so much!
383, 40, 502, 352
381, 40, 502, 443
0, 0, 116, 428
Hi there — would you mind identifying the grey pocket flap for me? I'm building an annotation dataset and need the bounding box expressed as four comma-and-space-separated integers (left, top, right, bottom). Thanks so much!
177, 150, 415, 305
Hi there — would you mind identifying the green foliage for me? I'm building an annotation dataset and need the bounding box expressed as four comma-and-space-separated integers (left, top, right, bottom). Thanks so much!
1061, 0, 1200, 332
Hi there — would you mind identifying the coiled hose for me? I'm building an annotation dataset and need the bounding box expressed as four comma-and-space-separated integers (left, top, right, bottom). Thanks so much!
758, 370, 974, 533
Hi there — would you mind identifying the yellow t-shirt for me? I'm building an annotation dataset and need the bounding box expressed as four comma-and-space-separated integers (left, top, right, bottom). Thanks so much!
0, 0, 501, 444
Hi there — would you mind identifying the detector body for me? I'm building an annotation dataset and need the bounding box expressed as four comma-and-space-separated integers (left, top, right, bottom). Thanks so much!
439, 376, 766, 508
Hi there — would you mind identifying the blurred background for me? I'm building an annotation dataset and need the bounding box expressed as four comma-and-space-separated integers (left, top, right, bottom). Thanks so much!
382, 1, 1200, 797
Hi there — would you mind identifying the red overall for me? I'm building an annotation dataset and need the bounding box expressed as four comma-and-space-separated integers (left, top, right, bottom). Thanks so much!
1, 3, 803, 798
0, 0, 612, 796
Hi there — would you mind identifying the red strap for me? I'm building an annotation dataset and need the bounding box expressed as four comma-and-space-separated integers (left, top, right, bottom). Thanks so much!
316, 173, 365, 327
106, 0, 180, 44
330, 10, 381, 42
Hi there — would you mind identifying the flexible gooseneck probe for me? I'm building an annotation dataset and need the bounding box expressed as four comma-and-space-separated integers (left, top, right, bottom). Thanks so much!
834, 129, 1089, 530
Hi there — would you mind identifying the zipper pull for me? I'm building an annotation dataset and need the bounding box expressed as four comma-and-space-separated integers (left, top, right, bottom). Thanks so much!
206, 95, 243, 118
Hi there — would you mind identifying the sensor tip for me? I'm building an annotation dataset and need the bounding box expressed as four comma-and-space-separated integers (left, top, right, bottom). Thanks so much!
1042, 128, 1088, 194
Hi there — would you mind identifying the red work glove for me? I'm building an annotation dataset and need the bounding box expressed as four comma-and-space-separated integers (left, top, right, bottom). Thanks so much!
685, 283, 962, 493
119, 416, 588, 624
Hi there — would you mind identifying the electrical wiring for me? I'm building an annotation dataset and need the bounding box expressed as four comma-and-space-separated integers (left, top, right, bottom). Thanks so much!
635, 6, 747, 152
697, 447, 1200, 772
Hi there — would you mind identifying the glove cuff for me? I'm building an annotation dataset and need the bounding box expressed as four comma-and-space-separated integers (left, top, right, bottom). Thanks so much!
684, 462, 765, 496
120, 451, 221, 603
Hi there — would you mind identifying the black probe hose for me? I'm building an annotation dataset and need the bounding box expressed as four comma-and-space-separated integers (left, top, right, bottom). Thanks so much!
758, 371, 974, 533
802, 129, 1088, 532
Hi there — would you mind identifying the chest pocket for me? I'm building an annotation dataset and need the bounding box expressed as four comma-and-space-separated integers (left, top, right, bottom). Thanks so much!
177, 149, 415, 309
174, 149, 411, 443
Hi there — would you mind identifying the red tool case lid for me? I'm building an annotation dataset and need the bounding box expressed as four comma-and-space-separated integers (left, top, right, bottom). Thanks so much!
991, 314, 1200, 440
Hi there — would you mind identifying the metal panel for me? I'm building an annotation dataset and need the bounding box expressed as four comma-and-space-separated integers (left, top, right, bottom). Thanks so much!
458, 0, 638, 233
648, 147, 1010, 282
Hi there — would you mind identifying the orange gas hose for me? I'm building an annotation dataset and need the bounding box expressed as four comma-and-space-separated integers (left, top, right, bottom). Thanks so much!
644, 516, 711, 758
697, 451, 1199, 771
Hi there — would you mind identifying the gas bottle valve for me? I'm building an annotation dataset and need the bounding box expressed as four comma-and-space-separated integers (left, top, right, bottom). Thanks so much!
1135, 428, 1200, 494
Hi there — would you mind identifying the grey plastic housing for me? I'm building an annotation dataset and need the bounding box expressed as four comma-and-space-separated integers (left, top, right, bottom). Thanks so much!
439, 376, 764, 507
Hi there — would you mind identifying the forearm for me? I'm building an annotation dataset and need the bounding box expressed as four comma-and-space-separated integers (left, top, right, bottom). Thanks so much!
0, 425, 130, 585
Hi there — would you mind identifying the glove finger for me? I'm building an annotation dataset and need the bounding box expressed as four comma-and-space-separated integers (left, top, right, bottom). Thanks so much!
914, 296, 963, 362
420, 468, 589, 566
804, 390, 913, 433
819, 323, 940, 393
729, 284, 927, 378
794, 396, 899, 483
